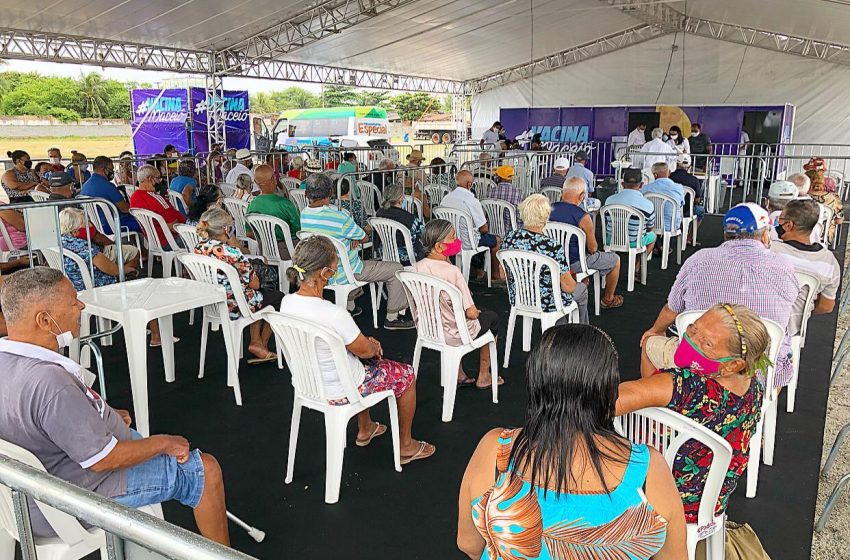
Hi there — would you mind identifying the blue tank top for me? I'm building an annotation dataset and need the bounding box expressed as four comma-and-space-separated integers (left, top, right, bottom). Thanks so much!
471, 429, 667, 560
549, 202, 587, 264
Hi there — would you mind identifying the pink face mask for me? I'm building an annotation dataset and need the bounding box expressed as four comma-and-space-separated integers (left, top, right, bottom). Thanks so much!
673, 333, 735, 375
442, 238, 462, 257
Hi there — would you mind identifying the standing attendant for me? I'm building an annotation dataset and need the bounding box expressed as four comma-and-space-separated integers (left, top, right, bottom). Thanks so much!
628, 122, 648, 147
688, 123, 712, 171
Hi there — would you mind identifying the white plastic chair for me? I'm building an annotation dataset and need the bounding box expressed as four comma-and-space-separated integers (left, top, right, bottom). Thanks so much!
128, 208, 187, 278
245, 214, 296, 293
221, 197, 259, 254
432, 206, 491, 286
614, 407, 731, 560
480, 199, 517, 239
0, 219, 26, 265
358, 181, 381, 217
497, 249, 579, 368
815, 202, 834, 246
786, 271, 820, 413
173, 223, 200, 250
471, 177, 495, 199
681, 185, 699, 246
369, 217, 417, 267
402, 195, 423, 221
0, 437, 162, 560
280, 177, 300, 191
217, 182, 236, 197
424, 184, 448, 207
121, 184, 137, 199
29, 190, 50, 202
540, 186, 562, 204
166, 190, 187, 215
675, 310, 785, 498
82, 200, 144, 268
644, 192, 683, 270
543, 222, 601, 316
397, 271, 498, 422
288, 189, 307, 212
263, 312, 401, 504
601, 204, 648, 292
296, 232, 380, 329
179, 253, 282, 406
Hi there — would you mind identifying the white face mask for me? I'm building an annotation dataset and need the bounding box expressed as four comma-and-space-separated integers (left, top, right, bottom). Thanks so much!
691, 132, 699, 138
46, 313, 73, 349
50, 157, 61, 165
670, 134, 679, 140
79, 164, 89, 171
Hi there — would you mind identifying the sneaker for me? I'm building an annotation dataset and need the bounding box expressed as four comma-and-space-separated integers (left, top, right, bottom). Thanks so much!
349, 306, 363, 318
384, 317, 415, 330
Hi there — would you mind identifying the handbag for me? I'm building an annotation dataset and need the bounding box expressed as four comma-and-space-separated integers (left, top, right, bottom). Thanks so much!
249, 258, 280, 292
695, 520, 771, 560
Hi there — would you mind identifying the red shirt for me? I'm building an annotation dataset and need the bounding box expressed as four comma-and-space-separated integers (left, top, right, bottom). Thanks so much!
75, 225, 98, 240
129, 190, 185, 246
287, 169, 303, 179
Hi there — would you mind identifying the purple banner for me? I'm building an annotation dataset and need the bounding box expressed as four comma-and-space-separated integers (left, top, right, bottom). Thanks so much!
189, 88, 251, 153
130, 89, 190, 156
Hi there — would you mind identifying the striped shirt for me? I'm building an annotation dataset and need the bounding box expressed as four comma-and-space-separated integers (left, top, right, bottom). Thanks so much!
667, 239, 799, 387
300, 205, 365, 283
604, 189, 655, 244
540, 174, 566, 191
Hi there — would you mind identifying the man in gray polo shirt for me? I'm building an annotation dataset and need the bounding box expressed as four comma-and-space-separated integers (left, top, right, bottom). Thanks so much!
0, 268, 229, 545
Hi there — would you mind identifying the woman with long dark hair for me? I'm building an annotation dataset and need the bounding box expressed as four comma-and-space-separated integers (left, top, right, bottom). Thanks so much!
667, 125, 690, 155
458, 324, 686, 559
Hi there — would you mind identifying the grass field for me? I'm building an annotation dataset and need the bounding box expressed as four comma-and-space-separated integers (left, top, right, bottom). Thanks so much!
0, 137, 134, 160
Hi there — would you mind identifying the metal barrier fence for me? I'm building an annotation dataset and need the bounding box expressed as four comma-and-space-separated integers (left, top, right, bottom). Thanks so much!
0, 453, 255, 560
458, 151, 575, 199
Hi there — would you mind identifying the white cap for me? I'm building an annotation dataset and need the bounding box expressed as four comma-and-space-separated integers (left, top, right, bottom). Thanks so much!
768, 180, 798, 201
235, 148, 251, 160
677, 153, 691, 166
553, 157, 570, 170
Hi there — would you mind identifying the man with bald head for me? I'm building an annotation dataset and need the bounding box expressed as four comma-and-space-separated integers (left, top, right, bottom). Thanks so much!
247, 163, 301, 259
439, 169, 505, 281
0, 268, 230, 544
550, 176, 623, 308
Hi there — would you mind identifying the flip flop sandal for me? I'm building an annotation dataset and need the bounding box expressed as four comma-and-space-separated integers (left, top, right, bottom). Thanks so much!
149, 336, 180, 348
476, 376, 505, 389
355, 423, 387, 447
601, 295, 624, 309
247, 352, 277, 365
400, 441, 435, 465
457, 377, 477, 388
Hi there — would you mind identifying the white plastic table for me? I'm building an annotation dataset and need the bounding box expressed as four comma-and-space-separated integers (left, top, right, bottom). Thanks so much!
77, 278, 235, 436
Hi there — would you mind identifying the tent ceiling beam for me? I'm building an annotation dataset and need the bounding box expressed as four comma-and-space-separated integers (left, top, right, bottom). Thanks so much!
219, 0, 417, 74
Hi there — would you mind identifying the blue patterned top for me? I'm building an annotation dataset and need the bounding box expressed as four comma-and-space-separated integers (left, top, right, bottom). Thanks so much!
501, 229, 573, 312
472, 429, 667, 560
60, 235, 118, 291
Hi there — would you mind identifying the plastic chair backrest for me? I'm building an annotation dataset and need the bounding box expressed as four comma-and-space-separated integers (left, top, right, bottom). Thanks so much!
471, 177, 495, 199
167, 190, 187, 214
480, 199, 517, 238
178, 253, 255, 318
683, 186, 696, 216
614, 407, 733, 532
816, 203, 834, 244
359, 181, 381, 217
397, 270, 474, 347
424, 184, 449, 207
641, 168, 654, 185
543, 222, 587, 272
245, 214, 295, 262
794, 270, 821, 341
297, 232, 359, 284
369, 217, 416, 266
402, 195, 423, 220
173, 224, 200, 251
264, 312, 363, 405
29, 191, 50, 202
288, 189, 307, 212
433, 206, 477, 250
122, 184, 137, 199
644, 192, 680, 233
128, 208, 180, 252
217, 183, 236, 197
497, 249, 565, 314
42, 247, 94, 290
601, 204, 646, 251
84, 200, 118, 238
222, 197, 251, 239
540, 186, 562, 204
719, 157, 737, 176
280, 177, 300, 191
0, 437, 102, 547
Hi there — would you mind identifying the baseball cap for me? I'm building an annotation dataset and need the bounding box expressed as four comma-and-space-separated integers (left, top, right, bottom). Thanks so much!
48, 171, 75, 188
622, 168, 643, 185
553, 157, 570, 169
574, 150, 589, 161
677, 153, 691, 166
767, 180, 798, 201
235, 148, 252, 161
495, 166, 514, 180
723, 203, 771, 235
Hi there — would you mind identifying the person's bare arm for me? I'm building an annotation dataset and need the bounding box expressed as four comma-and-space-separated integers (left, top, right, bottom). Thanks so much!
92, 252, 122, 277
465, 306, 480, 320
640, 304, 678, 347
814, 295, 836, 315
89, 434, 190, 472
1, 170, 37, 192
479, 223, 490, 234
346, 333, 381, 359
181, 186, 193, 209
579, 214, 598, 254
615, 372, 674, 416
559, 270, 577, 294
0, 209, 25, 231
643, 448, 688, 559
115, 200, 131, 213
458, 428, 502, 558
93, 231, 114, 246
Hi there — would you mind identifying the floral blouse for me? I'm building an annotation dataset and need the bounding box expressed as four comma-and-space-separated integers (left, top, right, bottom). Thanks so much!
665, 367, 763, 523
501, 229, 573, 312
194, 239, 262, 318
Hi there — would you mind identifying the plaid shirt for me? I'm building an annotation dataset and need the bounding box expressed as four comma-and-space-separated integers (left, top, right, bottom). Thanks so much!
487, 181, 524, 231
667, 239, 800, 386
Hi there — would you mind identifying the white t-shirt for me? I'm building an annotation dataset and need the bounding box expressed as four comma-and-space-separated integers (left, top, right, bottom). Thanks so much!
482, 129, 500, 150
639, 138, 678, 171
439, 187, 487, 249
279, 293, 366, 400
225, 162, 253, 186
627, 128, 646, 147
667, 137, 690, 154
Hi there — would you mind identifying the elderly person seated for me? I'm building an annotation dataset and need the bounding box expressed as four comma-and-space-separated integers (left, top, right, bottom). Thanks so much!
641, 162, 685, 234
233, 173, 256, 202
371, 157, 396, 191
540, 157, 570, 190
765, 180, 798, 239
415, 219, 502, 389
771, 199, 841, 335
225, 148, 253, 185
300, 173, 413, 330
487, 166, 523, 231
169, 158, 199, 211
566, 149, 595, 195
669, 153, 705, 241
281, 235, 435, 463
640, 203, 799, 387
46, 171, 77, 200
195, 207, 282, 363
804, 158, 844, 244
788, 172, 811, 199
288, 156, 307, 181
550, 176, 623, 308
619, 303, 770, 529
186, 185, 223, 226
247, 164, 301, 259
375, 183, 424, 266
604, 168, 657, 271
130, 165, 186, 249
0, 267, 230, 544
502, 194, 589, 324
459, 324, 686, 559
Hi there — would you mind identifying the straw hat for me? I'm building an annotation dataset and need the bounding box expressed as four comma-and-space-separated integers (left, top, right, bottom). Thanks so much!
305, 158, 323, 173
406, 149, 424, 163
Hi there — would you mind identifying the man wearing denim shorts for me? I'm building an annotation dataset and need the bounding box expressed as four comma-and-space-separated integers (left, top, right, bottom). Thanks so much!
0, 268, 229, 545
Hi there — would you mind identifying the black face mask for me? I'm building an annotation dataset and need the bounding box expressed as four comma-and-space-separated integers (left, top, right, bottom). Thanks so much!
106, 170, 115, 181
774, 223, 786, 239
22, 160, 32, 169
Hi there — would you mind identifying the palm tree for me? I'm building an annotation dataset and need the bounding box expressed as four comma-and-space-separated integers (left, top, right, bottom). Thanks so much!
79, 72, 108, 119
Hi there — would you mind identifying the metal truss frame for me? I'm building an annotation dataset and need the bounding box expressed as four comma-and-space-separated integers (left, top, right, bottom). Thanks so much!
205, 74, 228, 150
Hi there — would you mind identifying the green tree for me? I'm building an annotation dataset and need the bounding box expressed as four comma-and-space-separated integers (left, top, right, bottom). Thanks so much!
270, 87, 320, 110
78, 72, 108, 119
1, 75, 83, 121
101, 79, 131, 119
250, 91, 278, 113
321, 85, 357, 107
392, 92, 437, 121
354, 89, 391, 107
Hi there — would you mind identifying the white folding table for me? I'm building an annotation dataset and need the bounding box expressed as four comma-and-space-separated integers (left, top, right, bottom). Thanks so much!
76, 277, 236, 436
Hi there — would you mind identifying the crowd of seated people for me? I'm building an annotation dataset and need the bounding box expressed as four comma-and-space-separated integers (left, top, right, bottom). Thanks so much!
0, 141, 843, 559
